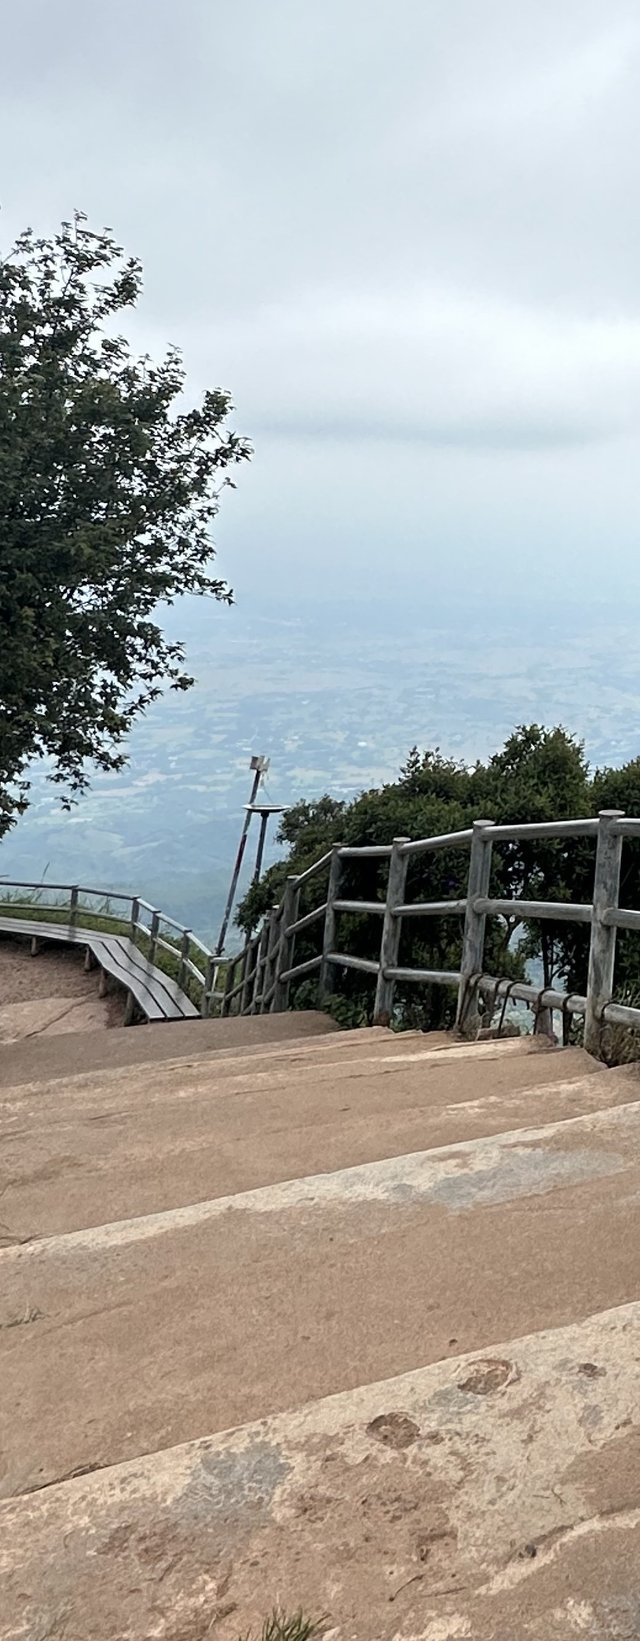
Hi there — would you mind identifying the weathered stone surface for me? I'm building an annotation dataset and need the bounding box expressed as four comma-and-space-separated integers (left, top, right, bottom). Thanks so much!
0, 1040, 605, 1236
0, 1006, 340, 1087
2, 1098, 640, 1498
2, 1302, 638, 1641
0, 994, 111, 1042
2, 1016, 637, 1640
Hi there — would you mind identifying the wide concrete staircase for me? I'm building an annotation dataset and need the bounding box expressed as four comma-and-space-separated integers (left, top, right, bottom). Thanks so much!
2, 1016, 640, 1641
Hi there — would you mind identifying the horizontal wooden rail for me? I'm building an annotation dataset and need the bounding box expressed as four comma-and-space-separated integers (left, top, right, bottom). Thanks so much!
400, 828, 475, 856
395, 899, 467, 918
486, 819, 598, 842
333, 899, 386, 914
286, 903, 327, 936
602, 1000, 640, 1027
475, 898, 593, 924
385, 966, 461, 986
327, 952, 380, 975
279, 954, 322, 983
224, 978, 246, 1003
295, 852, 333, 885
338, 844, 393, 859
604, 907, 640, 931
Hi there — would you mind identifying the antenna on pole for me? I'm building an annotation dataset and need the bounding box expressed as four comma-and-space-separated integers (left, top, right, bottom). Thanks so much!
215, 756, 284, 959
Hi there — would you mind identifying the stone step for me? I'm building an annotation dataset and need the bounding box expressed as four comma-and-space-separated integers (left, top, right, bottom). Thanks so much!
0, 1016, 549, 1098
0, 1007, 339, 1088
0, 1045, 599, 1237
2, 1299, 638, 1641
0, 1024, 492, 1107
3, 1097, 640, 1498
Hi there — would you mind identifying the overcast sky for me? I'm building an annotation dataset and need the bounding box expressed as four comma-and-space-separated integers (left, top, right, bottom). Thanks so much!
3, 0, 640, 609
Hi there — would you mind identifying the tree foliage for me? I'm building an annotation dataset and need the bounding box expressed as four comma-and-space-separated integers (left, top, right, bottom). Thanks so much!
0, 212, 251, 833
237, 725, 640, 1032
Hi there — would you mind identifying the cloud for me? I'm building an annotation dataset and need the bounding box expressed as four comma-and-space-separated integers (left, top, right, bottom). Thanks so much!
2, 0, 640, 596
183, 287, 640, 451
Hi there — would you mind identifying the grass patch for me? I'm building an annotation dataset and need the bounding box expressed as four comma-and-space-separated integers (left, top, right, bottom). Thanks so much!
600, 984, 640, 1067
241, 1613, 325, 1641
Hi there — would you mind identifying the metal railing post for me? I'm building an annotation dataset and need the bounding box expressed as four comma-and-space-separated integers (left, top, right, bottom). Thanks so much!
456, 820, 494, 1037
177, 929, 191, 991
373, 838, 410, 1026
69, 886, 79, 928
318, 846, 343, 1004
273, 876, 300, 1012
202, 955, 216, 1017
584, 810, 624, 1058
130, 896, 140, 944
148, 910, 160, 965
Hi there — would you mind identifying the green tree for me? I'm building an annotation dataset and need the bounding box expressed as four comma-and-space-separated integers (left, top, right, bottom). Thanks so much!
236, 725, 614, 1031
0, 213, 251, 834
236, 740, 511, 1028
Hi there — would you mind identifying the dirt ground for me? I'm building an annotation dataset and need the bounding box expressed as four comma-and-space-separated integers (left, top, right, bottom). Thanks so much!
0, 935, 124, 1028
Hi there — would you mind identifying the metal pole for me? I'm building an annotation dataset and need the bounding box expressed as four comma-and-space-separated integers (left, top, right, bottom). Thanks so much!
584, 810, 624, 1058
252, 810, 271, 886
148, 909, 160, 966
214, 757, 268, 958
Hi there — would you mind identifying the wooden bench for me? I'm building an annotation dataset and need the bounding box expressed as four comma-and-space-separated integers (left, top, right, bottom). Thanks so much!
0, 918, 200, 1024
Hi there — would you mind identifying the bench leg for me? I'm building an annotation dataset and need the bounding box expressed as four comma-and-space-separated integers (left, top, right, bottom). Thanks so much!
98, 968, 109, 998
123, 990, 136, 1026
30, 937, 43, 957
84, 947, 96, 972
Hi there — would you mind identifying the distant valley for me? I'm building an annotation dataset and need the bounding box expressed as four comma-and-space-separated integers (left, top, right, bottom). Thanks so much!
2, 596, 639, 947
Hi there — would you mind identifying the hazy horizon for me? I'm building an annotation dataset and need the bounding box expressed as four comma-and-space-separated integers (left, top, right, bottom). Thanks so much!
2, 2, 640, 932
2, 593, 639, 942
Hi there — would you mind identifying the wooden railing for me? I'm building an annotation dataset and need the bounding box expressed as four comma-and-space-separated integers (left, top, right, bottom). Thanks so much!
221, 810, 640, 1057
0, 880, 221, 1016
